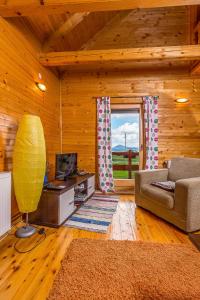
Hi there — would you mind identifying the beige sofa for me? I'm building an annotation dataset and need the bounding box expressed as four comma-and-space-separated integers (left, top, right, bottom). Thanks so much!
135, 157, 200, 232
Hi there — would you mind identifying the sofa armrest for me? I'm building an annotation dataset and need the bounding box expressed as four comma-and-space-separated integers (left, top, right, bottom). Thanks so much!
135, 169, 168, 197
135, 169, 169, 187
174, 177, 200, 218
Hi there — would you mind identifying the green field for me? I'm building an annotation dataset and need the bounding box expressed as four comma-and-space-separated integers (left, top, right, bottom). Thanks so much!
112, 154, 139, 179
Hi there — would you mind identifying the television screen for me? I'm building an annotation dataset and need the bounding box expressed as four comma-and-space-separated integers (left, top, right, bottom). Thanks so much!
55, 153, 77, 180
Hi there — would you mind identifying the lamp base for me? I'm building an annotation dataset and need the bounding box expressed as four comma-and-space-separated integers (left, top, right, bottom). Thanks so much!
15, 225, 37, 238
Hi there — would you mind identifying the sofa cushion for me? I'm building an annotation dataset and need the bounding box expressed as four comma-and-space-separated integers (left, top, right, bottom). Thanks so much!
168, 157, 200, 182
141, 184, 174, 209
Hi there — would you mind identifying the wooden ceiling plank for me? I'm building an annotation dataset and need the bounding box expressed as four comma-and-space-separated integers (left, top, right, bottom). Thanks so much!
188, 6, 198, 46
80, 11, 130, 50
1, 0, 200, 17
43, 12, 90, 51
188, 6, 199, 75
191, 62, 200, 74
39, 45, 200, 67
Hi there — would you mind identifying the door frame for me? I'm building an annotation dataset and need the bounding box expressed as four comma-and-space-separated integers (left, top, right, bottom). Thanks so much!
111, 101, 144, 189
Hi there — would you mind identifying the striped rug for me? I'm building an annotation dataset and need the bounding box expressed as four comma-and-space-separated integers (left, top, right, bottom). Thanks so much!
64, 193, 119, 233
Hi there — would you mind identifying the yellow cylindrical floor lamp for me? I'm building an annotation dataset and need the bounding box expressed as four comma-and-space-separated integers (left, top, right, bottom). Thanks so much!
13, 115, 46, 238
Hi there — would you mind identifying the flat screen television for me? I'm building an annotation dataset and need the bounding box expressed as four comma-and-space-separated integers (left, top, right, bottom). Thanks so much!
55, 153, 77, 180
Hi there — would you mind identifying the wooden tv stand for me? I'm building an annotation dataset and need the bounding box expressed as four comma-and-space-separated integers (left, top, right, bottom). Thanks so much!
29, 173, 95, 227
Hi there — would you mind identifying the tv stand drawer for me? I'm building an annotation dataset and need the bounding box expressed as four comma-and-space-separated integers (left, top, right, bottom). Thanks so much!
87, 175, 95, 197
59, 188, 75, 224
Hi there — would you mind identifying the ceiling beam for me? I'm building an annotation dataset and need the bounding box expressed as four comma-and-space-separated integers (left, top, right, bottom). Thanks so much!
1, 0, 200, 17
43, 12, 90, 51
39, 45, 200, 67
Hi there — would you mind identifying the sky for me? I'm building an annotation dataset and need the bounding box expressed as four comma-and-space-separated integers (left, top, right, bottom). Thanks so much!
111, 112, 139, 148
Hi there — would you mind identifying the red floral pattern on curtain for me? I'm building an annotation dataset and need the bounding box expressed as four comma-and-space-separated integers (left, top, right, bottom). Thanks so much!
97, 97, 114, 193
143, 96, 159, 170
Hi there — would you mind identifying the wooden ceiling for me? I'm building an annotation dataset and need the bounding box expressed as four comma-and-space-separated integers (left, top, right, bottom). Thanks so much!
22, 11, 118, 51
21, 6, 189, 52
2, 1, 200, 74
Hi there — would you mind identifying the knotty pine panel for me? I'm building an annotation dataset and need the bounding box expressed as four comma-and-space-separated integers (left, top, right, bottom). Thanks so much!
49, 11, 117, 51
0, 18, 61, 218
61, 71, 200, 173
85, 7, 188, 50
61, 94, 96, 172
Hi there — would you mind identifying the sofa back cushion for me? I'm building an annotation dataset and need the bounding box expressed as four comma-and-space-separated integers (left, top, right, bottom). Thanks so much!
168, 157, 200, 181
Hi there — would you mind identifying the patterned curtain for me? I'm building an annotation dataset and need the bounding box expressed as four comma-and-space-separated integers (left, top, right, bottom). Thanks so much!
97, 97, 114, 193
143, 96, 159, 170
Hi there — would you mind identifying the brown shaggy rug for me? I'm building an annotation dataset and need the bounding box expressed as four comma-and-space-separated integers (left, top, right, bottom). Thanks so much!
48, 239, 200, 300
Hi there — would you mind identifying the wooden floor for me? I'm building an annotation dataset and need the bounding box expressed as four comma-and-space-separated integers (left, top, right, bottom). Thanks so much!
0, 195, 192, 300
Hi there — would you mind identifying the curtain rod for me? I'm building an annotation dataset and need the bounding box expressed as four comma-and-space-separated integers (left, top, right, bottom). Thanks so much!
92, 96, 147, 99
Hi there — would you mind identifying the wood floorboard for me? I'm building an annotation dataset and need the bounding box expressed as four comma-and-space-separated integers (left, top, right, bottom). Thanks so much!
0, 194, 193, 300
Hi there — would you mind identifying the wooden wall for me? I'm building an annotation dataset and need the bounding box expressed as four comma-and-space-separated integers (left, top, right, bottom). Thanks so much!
0, 17, 61, 217
61, 73, 96, 172
61, 71, 200, 173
